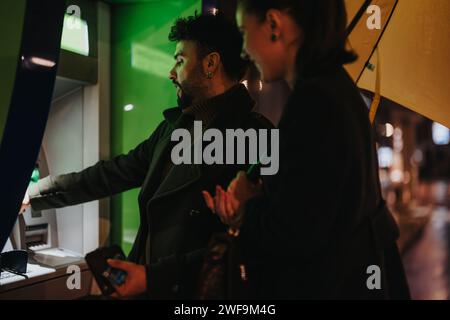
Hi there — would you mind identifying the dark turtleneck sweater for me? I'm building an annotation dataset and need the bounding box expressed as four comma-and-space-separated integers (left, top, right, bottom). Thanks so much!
182, 83, 243, 127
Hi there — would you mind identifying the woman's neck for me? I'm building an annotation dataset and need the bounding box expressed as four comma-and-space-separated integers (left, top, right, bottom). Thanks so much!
286, 68, 296, 90
285, 43, 300, 89
284, 23, 302, 90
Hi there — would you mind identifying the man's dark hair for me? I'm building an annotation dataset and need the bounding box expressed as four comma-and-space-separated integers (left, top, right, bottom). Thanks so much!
169, 13, 248, 81
238, 0, 357, 78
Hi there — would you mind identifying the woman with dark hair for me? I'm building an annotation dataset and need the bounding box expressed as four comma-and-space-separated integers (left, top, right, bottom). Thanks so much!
203, 0, 410, 299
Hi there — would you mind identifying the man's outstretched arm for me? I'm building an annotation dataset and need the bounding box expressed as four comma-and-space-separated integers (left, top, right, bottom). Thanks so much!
25, 121, 168, 211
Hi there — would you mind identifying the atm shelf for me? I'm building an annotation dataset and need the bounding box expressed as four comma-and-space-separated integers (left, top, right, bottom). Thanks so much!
0, 260, 92, 299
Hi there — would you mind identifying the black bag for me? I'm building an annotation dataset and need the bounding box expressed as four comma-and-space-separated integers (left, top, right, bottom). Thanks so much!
197, 164, 260, 299
197, 230, 250, 299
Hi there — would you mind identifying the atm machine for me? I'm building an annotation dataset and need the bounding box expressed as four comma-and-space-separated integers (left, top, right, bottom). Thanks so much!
0, 115, 97, 299
1, 0, 209, 300
0, 0, 110, 299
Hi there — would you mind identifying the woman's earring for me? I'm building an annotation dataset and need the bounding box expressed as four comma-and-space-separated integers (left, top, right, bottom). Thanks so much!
206, 72, 213, 79
271, 34, 278, 42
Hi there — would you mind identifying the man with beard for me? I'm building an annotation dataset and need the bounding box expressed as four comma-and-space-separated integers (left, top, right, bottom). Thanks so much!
20, 13, 273, 299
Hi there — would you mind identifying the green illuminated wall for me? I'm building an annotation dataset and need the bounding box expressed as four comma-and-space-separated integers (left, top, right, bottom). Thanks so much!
111, 0, 201, 254
0, 0, 26, 143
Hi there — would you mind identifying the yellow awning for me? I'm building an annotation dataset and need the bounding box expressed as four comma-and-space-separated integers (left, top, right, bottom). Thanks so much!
345, 0, 450, 128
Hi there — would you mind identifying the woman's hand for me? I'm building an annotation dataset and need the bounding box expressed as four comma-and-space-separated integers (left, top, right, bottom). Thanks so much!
202, 171, 263, 230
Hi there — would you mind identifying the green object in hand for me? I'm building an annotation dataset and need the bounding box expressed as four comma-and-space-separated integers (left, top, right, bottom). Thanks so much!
30, 168, 40, 184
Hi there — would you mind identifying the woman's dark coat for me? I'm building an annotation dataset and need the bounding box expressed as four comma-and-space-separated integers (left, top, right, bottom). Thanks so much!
240, 66, 411, 300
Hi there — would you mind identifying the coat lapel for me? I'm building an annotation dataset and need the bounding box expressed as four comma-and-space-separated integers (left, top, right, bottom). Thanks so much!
141, 109, 202, 204
150, 161, 202, 203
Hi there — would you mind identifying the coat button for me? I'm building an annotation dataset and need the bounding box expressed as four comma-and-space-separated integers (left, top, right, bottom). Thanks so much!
189, 209, 200, 216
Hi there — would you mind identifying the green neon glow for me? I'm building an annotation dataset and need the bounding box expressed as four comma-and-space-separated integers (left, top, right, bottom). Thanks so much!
111, 0, 202, 254
0, 0, 26, 144
61, 14, 89, 56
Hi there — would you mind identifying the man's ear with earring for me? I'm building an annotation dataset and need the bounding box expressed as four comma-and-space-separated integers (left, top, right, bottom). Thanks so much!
205, 52, 220, 79
206, 60, 214, 79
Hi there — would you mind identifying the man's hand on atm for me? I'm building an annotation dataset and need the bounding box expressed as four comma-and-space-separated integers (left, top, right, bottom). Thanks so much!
19, 190, 31, 214
107, 259, 147, 298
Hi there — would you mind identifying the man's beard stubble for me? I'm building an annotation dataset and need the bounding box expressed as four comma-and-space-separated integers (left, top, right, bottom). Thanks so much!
174, 64, 208, 109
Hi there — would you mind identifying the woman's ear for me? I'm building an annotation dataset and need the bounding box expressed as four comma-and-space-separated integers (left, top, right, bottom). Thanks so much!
203, 52, 220, 78
266, 9, 283, 42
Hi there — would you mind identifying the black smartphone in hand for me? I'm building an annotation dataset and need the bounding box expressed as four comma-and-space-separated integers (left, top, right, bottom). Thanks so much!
85, 245, 127, 296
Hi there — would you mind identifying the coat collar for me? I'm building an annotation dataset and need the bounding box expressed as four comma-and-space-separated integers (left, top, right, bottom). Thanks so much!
162, 84, 254, 129
147, 84, 255, 204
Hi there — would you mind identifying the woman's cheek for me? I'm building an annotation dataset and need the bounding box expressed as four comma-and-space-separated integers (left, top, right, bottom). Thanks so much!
245, 39, 258, 62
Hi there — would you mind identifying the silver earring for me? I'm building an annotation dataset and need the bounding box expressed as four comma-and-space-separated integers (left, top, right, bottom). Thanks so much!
206, 72, 213, 79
